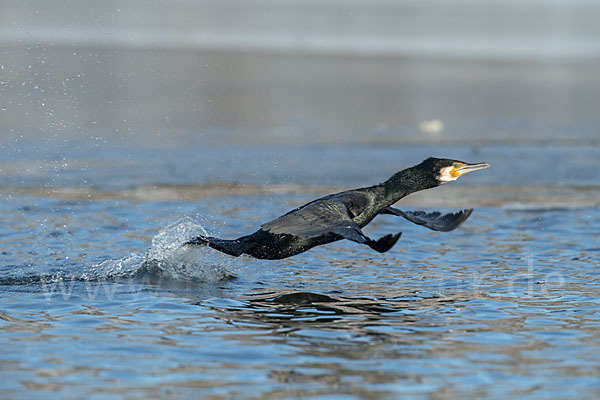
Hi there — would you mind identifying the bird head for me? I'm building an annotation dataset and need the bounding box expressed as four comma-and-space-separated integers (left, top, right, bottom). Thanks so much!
422, 157, 490, 184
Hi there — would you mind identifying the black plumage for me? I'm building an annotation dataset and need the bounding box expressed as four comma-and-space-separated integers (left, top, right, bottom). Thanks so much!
185, 157, 489, 259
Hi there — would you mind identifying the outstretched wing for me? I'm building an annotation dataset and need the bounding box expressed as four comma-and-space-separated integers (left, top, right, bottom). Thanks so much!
262, 200, 366, 240
381, 207, 473, 232
262, 200, 402, 253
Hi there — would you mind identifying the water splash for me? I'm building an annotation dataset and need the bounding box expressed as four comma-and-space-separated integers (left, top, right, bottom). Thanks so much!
81, 253, 145, 281
82, 217, 235, 282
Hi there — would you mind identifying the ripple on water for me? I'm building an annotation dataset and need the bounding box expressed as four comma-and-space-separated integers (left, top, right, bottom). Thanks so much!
1, 191, 600, 399
82, 217, 235, 282
0, 216, 236, 287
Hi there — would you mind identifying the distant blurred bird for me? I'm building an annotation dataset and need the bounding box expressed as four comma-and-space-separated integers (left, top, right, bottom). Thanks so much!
186, 157, 490, 260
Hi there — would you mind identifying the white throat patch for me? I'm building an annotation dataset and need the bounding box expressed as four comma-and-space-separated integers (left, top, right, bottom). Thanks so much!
438, 166, 457, 183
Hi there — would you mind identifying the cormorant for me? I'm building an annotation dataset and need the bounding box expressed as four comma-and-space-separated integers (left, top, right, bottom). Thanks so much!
185, 157, 489, 260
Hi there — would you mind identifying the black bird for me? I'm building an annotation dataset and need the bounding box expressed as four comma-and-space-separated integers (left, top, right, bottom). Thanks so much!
185, 157, 490, 260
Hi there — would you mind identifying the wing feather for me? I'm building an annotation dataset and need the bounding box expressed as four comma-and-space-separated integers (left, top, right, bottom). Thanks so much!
262, 200, 362, 239
382, 207, 473, 232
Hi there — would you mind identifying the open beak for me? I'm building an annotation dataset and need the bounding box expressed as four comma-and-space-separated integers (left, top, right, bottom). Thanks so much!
456, 162, 490, 177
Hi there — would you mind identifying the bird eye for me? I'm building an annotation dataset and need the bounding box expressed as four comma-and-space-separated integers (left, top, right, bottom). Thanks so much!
453, 163, 459, 168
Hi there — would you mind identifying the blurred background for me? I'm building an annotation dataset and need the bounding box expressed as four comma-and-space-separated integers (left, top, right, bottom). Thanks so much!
1, 0, 599, 194
2, 0, 599, 145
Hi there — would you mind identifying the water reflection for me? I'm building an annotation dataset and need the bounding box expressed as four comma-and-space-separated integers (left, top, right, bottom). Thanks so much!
205, 290, 466, 328
200, 290, 475, 357
193, 290, 475, 396
191, 279, 600, 397
1, 171, 599, 398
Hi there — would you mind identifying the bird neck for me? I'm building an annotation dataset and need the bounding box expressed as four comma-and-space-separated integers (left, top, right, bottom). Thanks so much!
380, 164, 438, 205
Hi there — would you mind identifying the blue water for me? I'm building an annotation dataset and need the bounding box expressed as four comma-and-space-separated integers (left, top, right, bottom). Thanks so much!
2, 4, 600, 393
1, 141, 599, 399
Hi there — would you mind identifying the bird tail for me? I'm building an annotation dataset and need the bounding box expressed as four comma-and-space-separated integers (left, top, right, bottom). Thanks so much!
184, 235, 252, 257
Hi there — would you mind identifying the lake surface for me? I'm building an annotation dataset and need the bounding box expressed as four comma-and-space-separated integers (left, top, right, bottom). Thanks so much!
2, 1, 600, 395
1, 140, 599, 399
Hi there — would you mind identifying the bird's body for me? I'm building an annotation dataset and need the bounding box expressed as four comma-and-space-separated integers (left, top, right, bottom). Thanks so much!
186, 157, 489, 260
